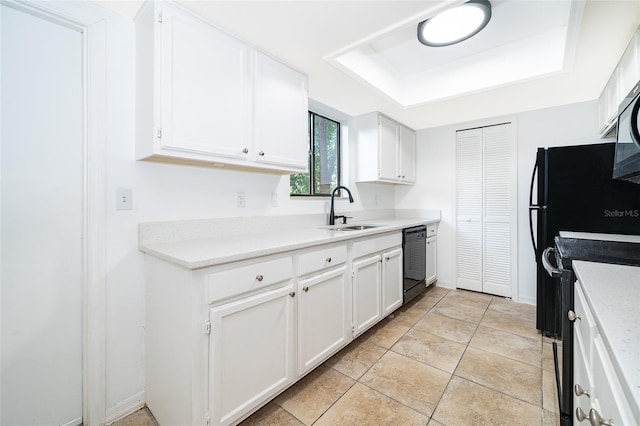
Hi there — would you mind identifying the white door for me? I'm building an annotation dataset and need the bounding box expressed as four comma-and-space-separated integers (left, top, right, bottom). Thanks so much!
482, 125, 515, 297
209, 286, 296, 426
253, 52, 308, 170
297, 266, 349, 375
425, 236, 437, 285
455, 123, 516, 298
456, 128, 483, 292
1, 5, 83, 425
381, 248, 403, 316
398, 125, 416, 183
378, 115, 398, 181
160, 2, 251, 158
352, 255, 381, 337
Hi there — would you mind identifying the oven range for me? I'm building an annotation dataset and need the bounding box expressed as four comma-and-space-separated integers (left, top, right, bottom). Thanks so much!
542, 233, 640, 426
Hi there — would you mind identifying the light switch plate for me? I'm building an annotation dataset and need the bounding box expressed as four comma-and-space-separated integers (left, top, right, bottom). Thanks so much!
237, 192, 245, 208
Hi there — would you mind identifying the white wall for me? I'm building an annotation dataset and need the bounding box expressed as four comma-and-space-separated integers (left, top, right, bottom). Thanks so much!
396, 100, 610, 303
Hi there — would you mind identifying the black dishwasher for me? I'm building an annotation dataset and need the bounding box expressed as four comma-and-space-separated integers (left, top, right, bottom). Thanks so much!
402, 226, 427, 304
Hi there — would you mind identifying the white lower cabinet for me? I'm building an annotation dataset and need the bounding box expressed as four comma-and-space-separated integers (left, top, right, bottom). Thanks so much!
145, 231, 406, 426
352, 255, 382, 336
573, 278, 636, 426
296, 243, 350, 376
209, 286, 296, 426
352, 233, 403, 337
297, 265, 349, 375
426, 235, 437, 285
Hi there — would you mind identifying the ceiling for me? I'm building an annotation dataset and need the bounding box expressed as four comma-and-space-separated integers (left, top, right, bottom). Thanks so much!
95, 0, 640, 130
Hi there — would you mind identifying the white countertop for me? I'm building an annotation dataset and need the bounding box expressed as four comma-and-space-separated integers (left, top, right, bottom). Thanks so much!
573, 260, 640, 418
139, 216, 438, 270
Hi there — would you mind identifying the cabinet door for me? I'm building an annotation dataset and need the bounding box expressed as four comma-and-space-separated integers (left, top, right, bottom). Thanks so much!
617, 31, 639, 103
298, 266, 349, 375
254, 52, 308, 171
456, 128, 483, 292
398, 125, 416, 183
381, 248, 403, 317
425, 237, 437, 285
573, 329, 592, 424
160, 2, 251, 159
209, 286, 296, 426
352, 255, 382, 337
591, 336, 634, 426
378, 115, 398, 181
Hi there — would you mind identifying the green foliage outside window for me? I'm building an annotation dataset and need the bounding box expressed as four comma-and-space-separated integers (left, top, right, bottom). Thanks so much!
290, 112, 340, 196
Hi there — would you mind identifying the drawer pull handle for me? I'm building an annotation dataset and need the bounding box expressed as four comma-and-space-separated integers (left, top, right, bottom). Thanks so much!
588, 408, 613, 426
259, 151, 265, 156
568, 310, 581, 322
574, 384, 590, 398
326, 257, 332, 263
289, 291, 295, 298
256, 275, 264, 282
242, 147, 248, 154
576, 407, 587, 422
303, 286, 309, 292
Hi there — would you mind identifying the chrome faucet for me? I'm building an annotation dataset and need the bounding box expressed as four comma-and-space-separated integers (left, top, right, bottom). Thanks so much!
328, 185, 354, 225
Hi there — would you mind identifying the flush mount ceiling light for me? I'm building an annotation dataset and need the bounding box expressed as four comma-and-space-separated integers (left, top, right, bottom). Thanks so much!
417, 0, 492, 47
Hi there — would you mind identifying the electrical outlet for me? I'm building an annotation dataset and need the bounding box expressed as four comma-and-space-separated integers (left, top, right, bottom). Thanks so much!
271, 192, 278, 207
116, 188, 133, 210
236, 192, 245, 208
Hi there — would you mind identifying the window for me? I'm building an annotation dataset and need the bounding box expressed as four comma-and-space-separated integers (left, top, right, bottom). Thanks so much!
290, 111, 341, 196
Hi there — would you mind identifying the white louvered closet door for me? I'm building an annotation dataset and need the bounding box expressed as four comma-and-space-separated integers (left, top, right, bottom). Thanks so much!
456, 128, 483, 292
456, 123, 515, 298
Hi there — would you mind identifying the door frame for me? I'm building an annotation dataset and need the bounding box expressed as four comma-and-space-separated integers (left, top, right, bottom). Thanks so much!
1, 1, 107, 424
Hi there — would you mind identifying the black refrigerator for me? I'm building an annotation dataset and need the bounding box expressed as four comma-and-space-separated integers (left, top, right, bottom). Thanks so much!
529, 142, 640, 338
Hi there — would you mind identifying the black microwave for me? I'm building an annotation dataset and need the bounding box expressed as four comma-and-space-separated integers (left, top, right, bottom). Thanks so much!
613, 82, 640, 184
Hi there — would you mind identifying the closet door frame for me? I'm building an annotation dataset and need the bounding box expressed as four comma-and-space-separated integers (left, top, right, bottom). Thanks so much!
453, 118, 518, 300
2, 1, 109, 424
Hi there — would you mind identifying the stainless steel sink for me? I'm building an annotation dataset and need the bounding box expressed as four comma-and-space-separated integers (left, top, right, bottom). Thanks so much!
332, 225, 380, 231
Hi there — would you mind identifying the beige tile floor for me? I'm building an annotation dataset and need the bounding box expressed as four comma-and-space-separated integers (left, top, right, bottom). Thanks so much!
114, 286, 562, 426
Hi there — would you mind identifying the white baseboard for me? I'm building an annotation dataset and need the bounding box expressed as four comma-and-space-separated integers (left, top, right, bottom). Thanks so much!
517, 295, 536, 305
433, 279, 453, 289
105, 391, 146, 424
60, 416, 82, 426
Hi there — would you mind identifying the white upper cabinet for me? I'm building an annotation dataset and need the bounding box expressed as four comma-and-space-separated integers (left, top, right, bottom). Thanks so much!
598, 75, 618, 137
398, 124, 416, 182
254, 52, 309, 170
598, 25, 640, 137
378, 115, 399, 181
617, 30, 639, 101
356, 112, 416, 184
135, 1, 308, 173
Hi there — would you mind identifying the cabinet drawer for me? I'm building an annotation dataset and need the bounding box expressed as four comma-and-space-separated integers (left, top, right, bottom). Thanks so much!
298, 244, 347, 276
352, 232, 402, 259
207, 256, 293, 304
573, 284, 595, 365
426, 224, 437, 237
